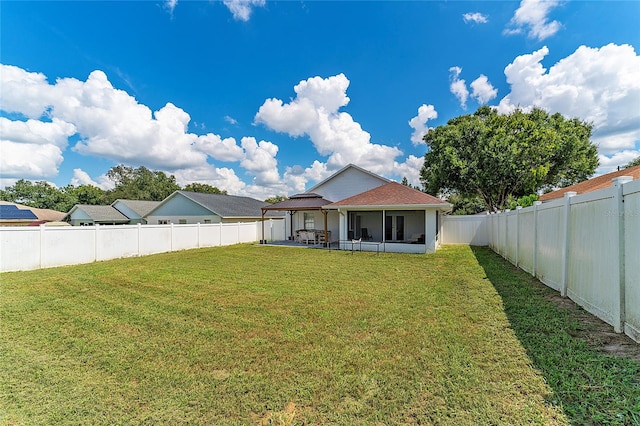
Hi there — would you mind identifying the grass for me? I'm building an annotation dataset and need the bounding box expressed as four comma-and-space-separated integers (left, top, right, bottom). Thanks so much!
0, 244, 638, 425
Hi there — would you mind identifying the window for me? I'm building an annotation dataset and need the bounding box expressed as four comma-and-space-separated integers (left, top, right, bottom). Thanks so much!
304, 212, 315, 230
158, 220, 169, 225
179, 219, 187, 224
204, 219, 211, 224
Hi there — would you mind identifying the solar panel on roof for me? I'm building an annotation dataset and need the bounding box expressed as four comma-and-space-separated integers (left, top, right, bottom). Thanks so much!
0, 205, 38, 220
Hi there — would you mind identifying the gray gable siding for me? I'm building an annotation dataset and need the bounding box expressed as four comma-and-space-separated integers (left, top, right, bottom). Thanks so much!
309, 166, 388, 202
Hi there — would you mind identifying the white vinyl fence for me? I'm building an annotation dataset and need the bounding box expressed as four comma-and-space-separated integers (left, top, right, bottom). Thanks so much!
0, 220, 286, 273
442, 176, 639, 343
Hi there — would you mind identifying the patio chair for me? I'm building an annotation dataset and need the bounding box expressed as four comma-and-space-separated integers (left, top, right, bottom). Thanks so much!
361, 228, 372, 241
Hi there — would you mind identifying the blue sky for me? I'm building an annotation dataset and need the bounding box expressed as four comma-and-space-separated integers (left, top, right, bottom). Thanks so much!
1, 0, 639, 199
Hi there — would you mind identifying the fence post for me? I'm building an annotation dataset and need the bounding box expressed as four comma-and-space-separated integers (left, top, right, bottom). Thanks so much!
560, 192, 576, 297
197, 222, 201, 249
532, 201, 542, 278
137, 223, 142, 256
613, 177, 632, 333
170, 223, 174, 252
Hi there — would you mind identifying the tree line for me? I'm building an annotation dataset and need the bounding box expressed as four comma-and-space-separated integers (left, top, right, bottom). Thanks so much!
0, 165, 227, 213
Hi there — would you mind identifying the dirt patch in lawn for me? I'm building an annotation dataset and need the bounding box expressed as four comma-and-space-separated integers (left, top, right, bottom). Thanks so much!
545, 292, 640, 363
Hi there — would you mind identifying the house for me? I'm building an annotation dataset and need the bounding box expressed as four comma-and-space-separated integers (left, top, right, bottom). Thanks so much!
111, 199, 161, 224
0, 201, 66, 226
539, 165, 640, 202
261, 164, 451, 254
145, 190, 285, 225
65, 204, 131, 226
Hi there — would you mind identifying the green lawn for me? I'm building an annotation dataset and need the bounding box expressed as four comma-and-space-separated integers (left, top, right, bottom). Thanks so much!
1, 245, 638, 425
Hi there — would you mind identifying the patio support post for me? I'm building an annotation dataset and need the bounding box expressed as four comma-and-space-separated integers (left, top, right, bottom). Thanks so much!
322, 209, 328, 247
289, 210, 294, 240
261, 209, 265, 244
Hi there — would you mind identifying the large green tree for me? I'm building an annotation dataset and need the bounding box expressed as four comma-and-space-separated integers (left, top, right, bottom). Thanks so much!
0, 180, 75, 212
420, 106, 598, 212
105, 165, 180, 202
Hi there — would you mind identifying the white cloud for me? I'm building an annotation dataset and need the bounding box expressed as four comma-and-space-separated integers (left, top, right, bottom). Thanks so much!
0, 64, 281, 196
463, 12, 488, 24
173, 164, 247, 195
0, 141, 64, 180
224, 115, 238, 125
449, 67, 469, 109
504, 0, 562, 41
223, 0, 265, 22
393, 155, 424, 188
498, 43, 640, 171
597, 151, 640, 175
194, 133, 244, 162
70, 168, 114, 190
164, 0, 178, 16
470, 75, 498, 105
408, 104, 438, 146
255, 73, 403, 183
0, 117, 76, 179
239, 136, 280, 186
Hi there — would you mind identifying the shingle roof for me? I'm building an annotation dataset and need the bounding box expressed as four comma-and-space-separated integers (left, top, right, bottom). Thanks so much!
178, 191, 284, 218
326, 181, 449, 208
74, 205, 130, 222
261, 193, 333, 211
539, 165, 640, 201
113, 199, 161, 217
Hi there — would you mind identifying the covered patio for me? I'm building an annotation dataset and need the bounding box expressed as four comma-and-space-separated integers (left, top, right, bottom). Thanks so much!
260, 193, 336, 247
325, 182, 451, 254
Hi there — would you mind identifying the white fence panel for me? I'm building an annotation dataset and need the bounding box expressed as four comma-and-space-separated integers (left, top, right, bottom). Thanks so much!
1, 227, 41, 272
44, 227, 96, 269
139, 225, 172, 255
567, 190, 618, 325
441, 215, 488, 245
239, 222, 258, 243
172, 224, 199, 251
624, 180, 640, 341
199, 224, 221, 247
535, 202, 564, 291
518, 208, 535, 274
97, 225, 139, 261
505, 211, 518, 263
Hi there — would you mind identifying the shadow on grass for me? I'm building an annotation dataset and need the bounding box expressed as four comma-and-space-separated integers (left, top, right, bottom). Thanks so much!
470, 246, 640, 426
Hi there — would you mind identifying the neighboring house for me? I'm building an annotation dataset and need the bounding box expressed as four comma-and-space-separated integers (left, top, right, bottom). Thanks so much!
540, 165, 640, 202
261, 164, 451, 253
111, 199, 161, 224
0, 201, 66, 226
145, 190, 285, 225
65, 205, 131, 226
0, 204, 38, 226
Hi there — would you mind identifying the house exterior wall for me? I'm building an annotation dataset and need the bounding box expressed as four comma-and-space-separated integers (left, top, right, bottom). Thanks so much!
112, 202, 145, 224
146, 193, 220, 224
68, 208, 94, 226
310, 167, 387, 202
